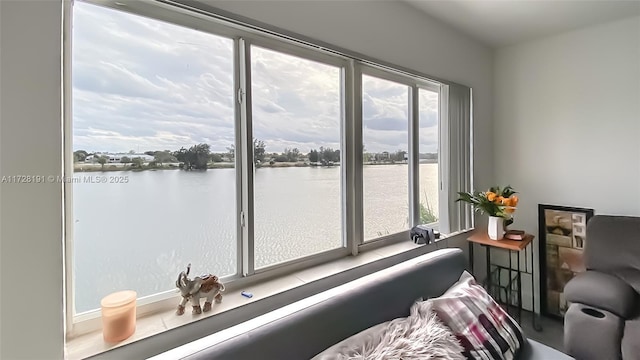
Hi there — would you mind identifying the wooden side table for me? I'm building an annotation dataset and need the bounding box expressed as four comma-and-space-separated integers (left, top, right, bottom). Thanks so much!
468, 231, 542, 331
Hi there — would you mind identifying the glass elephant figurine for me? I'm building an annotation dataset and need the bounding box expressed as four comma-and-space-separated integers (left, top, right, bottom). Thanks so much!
175, 264, 225, 315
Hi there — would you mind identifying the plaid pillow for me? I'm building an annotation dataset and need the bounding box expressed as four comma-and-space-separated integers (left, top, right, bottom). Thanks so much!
426, 271, 524, 360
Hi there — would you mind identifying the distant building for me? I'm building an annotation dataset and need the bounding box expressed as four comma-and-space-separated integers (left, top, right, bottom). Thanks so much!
85, 153, 154, 163
374, 151, 390, 161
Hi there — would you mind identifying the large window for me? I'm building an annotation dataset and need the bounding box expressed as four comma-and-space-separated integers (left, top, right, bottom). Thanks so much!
250, 45, 344, 268
66, 1, 458, 334
362, 75, 410, 241
72, 2, 236, 313
418, 88, 440, 225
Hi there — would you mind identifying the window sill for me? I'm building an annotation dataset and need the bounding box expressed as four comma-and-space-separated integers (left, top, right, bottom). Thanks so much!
64, 236, 460, 360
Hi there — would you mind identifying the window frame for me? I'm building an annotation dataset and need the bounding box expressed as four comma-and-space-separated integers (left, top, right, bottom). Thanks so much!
64, 0, 446, 337
415, 84, 443, 228
357, 65, 441, 247
240, 36, 352, 275
65, 0, 247, 334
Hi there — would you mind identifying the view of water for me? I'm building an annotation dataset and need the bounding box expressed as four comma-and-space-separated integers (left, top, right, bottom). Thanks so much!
73, 164, 438, 313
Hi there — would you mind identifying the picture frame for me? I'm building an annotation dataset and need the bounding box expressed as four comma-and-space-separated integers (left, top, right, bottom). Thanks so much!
538, 204, 594, 319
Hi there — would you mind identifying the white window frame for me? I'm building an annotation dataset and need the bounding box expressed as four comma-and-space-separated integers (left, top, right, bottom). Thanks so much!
64, 0, 355, 337
415, 83, 443, 229
357, 65, 441, 250
64, 0, 447, 338
239, 36, 352, 275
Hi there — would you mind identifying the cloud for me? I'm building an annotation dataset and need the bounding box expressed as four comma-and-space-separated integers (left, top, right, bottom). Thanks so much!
419, 109, 438, 128
364, 117, 407, 131
72, 2, 438, 156
418, 90, 438, 152
73, 61, 165, 99
258, 101, 287, 114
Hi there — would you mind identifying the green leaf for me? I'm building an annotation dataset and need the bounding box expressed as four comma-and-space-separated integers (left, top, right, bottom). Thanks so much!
458, 185, 518, 217
501, 185, 517, 197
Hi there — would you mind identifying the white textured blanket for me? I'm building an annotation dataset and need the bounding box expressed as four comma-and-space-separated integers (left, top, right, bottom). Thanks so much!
313, 301, 465, 360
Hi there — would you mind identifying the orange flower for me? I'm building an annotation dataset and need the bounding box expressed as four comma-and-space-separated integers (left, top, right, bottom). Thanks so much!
510, 195, 519, 207
486, 192, 497, 201
504, 195, 518, 213
496, 196, 505, 204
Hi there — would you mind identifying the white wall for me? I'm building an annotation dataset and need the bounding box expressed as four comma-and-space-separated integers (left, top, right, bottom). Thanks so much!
494, 16, 640, 310
0, 1, 65, 359
0, 1, 492, 358
495, 15, 640, 230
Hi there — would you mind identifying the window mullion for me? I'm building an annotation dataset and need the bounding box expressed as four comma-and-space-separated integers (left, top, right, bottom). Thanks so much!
352, 63, 364, 250
438, 85, 451, 234
238, 38, 255, 276
409, 85, 420, 227
343, 61, 356, 255
63, 0, 75, 335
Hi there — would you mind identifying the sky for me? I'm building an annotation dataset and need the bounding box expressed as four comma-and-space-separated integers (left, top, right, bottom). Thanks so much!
72, 2, 439, 155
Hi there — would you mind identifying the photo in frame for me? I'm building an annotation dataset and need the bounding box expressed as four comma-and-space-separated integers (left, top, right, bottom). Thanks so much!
538, 204, 594, 319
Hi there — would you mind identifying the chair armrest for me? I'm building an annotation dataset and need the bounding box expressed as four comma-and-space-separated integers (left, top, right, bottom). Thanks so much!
564, 271, 637, 318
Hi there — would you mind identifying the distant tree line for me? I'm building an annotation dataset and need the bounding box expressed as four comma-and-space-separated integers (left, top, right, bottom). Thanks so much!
271, 147, 301, 163
174, 144, 211, 170
74, 140, 434, 170
309, 147, 340, 164
363, 149, 406, 163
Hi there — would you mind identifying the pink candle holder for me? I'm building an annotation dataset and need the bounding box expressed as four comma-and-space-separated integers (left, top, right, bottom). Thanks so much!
100, 290, 137, 343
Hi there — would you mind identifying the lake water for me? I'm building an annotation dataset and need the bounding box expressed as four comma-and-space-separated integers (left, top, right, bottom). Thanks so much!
73, 164, 438, 313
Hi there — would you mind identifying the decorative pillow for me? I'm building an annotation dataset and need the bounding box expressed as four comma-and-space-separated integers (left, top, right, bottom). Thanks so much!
312, 300, 464, 360
426, 271, 525, 360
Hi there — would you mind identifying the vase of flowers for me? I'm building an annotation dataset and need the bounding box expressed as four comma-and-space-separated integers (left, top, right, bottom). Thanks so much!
457, 185, 518, 240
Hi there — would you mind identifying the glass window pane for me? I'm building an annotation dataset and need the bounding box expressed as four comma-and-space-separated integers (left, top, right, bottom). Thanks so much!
362, 75, 409, 241
72, 3, 236, 313
419, 88, 439, 224
251, 46, 343, 269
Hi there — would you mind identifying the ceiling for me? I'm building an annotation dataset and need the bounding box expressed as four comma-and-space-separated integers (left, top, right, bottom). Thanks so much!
405, 0, 640, 48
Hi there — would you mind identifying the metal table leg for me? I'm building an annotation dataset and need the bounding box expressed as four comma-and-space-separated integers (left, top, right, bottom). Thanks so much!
485, 245, 491, 291
506, 249, 511, 316
469, 241, 474, 275
517, 250, 522, 323
528, 243, 543, 331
